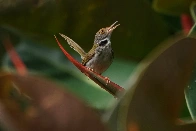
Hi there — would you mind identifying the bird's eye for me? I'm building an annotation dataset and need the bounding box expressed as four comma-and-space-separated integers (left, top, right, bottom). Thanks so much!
99, 39, 108, 46
100, 29, 105, 34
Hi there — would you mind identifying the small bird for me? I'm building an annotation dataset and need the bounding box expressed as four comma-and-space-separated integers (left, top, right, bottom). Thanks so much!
59, 21, 120, 74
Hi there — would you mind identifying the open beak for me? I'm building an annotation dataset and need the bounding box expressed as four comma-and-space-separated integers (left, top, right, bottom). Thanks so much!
107, 21, 120, 33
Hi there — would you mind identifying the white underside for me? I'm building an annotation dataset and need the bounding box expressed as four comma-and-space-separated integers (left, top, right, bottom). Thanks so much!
85, 42, 113, 74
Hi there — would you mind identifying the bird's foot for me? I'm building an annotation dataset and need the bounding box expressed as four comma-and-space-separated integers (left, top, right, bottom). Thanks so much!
86, 67, 94, 72
104, 77, 111, 85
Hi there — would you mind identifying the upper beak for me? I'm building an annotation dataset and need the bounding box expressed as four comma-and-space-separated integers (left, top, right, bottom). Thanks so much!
107, 21, 120, 33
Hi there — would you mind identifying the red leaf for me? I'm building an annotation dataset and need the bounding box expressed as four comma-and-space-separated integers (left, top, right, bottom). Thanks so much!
181, 14, 193, 34
54, 35, 125, 97
3, 37, 27, 75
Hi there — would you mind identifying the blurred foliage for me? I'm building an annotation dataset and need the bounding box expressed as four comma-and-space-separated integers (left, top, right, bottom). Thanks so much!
0, 0, 196, 130
190, 1, 196, 22
0, 73, 109, 131
184, 5, 196, 120
0, 0, 173, 111
1, 39, 137, 109
153, 0, 196, 15
1, 36, 196, 130
108, 37, 196, 131
0, 0, 171, 60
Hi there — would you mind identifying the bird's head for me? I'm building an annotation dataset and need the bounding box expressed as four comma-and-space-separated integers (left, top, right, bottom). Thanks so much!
94, 21, 120, 46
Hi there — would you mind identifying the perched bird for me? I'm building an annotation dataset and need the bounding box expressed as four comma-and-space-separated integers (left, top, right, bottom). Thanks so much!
59, 21, 120, 74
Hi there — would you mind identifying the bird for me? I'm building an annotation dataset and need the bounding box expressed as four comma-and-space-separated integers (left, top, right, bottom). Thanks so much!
59, 21, 120, 74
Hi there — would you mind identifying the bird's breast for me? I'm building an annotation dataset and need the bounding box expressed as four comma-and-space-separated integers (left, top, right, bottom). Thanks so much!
85, 45, 113, 74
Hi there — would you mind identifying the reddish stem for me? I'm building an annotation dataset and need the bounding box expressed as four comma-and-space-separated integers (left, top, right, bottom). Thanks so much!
181, 14, 193, 34
3, 38, 27, 75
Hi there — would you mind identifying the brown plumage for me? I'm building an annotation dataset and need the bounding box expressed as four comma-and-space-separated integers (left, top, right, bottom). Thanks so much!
59, 21, 119, 74
81, 44, 98, 65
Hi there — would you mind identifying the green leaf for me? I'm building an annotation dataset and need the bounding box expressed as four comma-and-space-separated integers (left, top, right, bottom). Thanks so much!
153, 0, 194, 15
190, 1, 196, 22
0, 0, 171, 60
185, 64, 196, 120
184, 21, 196, 120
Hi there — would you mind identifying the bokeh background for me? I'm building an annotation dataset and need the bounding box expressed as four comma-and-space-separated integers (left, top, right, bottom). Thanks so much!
0, 0, 195, 122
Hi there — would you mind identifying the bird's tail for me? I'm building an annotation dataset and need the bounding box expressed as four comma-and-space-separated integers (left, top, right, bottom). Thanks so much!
59, 33, 86, 59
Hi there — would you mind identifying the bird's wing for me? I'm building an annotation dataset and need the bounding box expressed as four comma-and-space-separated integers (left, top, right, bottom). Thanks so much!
59, 33, 86, 59
81, 44, 98, 66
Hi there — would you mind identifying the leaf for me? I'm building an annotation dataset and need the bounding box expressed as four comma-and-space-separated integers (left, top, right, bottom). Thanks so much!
185, 71, 196, 120
1, 37, 137, 110
153, 0, 194, 15
0, 72, 108, 131
181, 14, 194, 34
184, 19, 196, 120
0, 0, 171, 60
108, 37, 196, 130
2, 36, 27, 75
54, 35, 125, 97
190, 1, 196, 22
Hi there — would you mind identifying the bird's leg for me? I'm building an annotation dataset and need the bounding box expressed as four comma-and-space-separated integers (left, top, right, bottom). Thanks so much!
104, 77, 111, 84
86, 67, 94, 72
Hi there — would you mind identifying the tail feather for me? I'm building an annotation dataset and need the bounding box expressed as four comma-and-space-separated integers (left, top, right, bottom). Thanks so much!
59, 33, 86, 59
